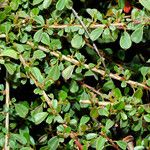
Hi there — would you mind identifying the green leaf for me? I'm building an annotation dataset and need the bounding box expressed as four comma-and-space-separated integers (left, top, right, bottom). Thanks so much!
96, 136, 106, 150
116, 141, 127, 150
105, 119, 114, 130
133, 89, 143, 100
43, 0, 52, 9
131, 27, 143, 43
118, 0, 125, 8
70, 80, 79, 93
103, 80, 115, 91
80, 116, 90, 125
33, 50, 46, 60
41, 32, 50, 46
13, 134, 27, 145
0, 49, 18, 59
33, 15, 45, 26
62, 65, 75, 80
121, 112, 127, 120
144, 114, 150, 122
34, 29, 43, 42
56, 0, 66, 10
98, 108, 109, 117
52, 99, 58, 109
47, 64, 60, 81
113, 101, 125, 110
113, 88, 122, 99
90, 108, 99, 118
14, 43, 25, 53
90, 27, 103, 41
34, 112, 48, 125
49, 39, 62, 50
140, 67, 150, 78
4, 62, 16, 75
139, 0, 150, 11
58, 90, 67, 101
120, 31, 132, 50
10, 0, 20, 11
85, 133, 97, 140
30, 67, 44, 83
33, 0, 43, 5
15, 103, 29, 118
71, 34, 83, 49
48, 136, 59, 150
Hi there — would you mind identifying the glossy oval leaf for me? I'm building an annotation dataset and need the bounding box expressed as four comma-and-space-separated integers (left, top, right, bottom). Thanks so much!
131, 27, 143, 43
1, 49, 18, 59
34, 112, 48, 125
139, 0, 150, 11
56, 0, 66, 10
15, 103, 29, 118
47, 64, 60, 81
34, 29, 43, 42
62, 65, 75, 80
120, 31, 132, 50
71, 34, 83, 49
90, 27, 103, 41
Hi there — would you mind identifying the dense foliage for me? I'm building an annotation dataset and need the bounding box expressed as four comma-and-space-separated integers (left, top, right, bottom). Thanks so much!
0, 0, 150, 149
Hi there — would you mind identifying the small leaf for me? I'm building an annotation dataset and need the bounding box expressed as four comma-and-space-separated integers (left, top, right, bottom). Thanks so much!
85, 133, 97, 140
15, 103, 29, 118
4, 62, 17, 75
52, 99, 58, 109
131, 27, 143, 43
118, 0, 125, 8
98, 108, 109, 117
70, 80, 79, 93
103, 80, 115, 91
33, 15, 45, 26
41, 32, 50, 46
1, 49, 18, 59
47, 64, 60, 81
144, 114, 150, 122
34, 29, 43, 42
80, 116, 90, 125
62, 65, 75, 80
120, 31, 132, 50
43, 0, 52, 9
116, 141, 127, 150
34, 112, 48, 125
56, 0, 66, 10
133, 89, 143, 100
71, 34, 83, 49
90, 27, 103, 41
30, 67, 44, 83
105, 119, 114, 130
33, 0, 43, 5
48, 136, 59, 150
139, 0, 150, 11
96, 136, 106, 150
33, 50, 46, 60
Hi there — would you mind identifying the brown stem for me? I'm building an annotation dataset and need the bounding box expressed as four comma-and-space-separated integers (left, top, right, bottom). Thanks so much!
71, 8, 106, 69
19, 55, 52, 108
4, 72, 10, 150
26, 42, 150, 91
100, 132, 119, 150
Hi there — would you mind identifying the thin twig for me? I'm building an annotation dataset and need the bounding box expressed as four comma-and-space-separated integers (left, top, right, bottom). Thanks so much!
19, 55, 52, 108
82, 83, 103, 97
71, 8, 106, 69
26, 41, 150, 91
100, 132, 119, 150
4, 71, 10, 150
80, 100, 112, 106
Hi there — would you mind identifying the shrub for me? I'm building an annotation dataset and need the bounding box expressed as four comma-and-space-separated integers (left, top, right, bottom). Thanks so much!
0, 0, 150, 149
